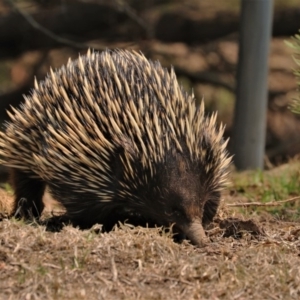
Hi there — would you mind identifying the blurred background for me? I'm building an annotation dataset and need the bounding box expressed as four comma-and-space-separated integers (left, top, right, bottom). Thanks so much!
0, 0, 299, 173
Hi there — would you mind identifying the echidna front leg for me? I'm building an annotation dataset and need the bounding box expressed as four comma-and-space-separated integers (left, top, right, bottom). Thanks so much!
9, 168, 45, 220
202, 191, 221, 226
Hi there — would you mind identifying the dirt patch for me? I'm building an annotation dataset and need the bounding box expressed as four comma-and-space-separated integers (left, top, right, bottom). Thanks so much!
217, 217, 265, 238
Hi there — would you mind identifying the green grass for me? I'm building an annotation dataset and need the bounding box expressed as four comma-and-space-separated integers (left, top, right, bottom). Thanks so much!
0, 183, 13, 194
230, 163, 300, 220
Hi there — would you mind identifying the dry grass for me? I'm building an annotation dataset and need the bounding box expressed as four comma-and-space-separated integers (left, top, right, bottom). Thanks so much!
1, 163, 300, 299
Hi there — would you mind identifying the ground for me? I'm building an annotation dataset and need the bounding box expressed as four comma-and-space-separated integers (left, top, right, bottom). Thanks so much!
0, 163, 300, 299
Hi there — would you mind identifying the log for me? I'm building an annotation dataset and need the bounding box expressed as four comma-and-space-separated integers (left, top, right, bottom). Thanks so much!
0, 4, 299, 59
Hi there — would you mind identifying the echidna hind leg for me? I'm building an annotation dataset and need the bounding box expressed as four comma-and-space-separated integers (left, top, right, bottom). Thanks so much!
9, 168, 45, 219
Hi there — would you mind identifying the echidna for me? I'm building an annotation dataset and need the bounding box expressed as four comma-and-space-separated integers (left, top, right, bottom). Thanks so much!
0, 49, 231, 246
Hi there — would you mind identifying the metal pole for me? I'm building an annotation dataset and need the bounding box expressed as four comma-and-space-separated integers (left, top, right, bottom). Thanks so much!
232, 0, 273, 170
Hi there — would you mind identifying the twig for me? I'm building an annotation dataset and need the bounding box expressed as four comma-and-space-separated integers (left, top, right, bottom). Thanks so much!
227, 196, 300, 207
114, 0, 153, 38
175, 66, 235, 92
6, 0, 103, 50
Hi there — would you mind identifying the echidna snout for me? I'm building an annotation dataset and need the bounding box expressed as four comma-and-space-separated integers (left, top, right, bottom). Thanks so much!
180, 219, 209, 247
0, 49, 231, 247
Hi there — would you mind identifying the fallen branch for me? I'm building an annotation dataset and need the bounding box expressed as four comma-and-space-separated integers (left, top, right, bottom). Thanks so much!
113, 0, 153, 38
6, 0, 99, 50
174, 67, 235, 92
227, 196, 300, 207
